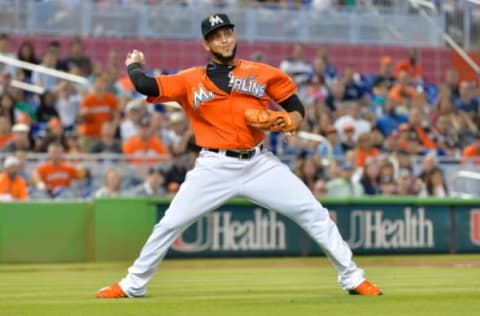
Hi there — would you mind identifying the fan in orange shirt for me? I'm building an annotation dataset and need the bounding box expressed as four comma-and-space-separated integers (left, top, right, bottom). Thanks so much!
355, 132, 381, 168
31, 142, 88, 197
78, 74, 118, 150
388, 71, 417, 105
394, 48, 422, 81
122, 116, 169, 164
461, 132, 480, 165
0, 155, 28, 201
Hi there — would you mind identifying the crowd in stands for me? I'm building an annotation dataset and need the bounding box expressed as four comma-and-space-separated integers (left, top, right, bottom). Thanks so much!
0, 33, 479, 201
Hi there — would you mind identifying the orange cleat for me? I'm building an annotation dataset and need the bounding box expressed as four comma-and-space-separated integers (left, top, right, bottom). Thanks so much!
348, 280, 383, 296
96, 283, 127, 299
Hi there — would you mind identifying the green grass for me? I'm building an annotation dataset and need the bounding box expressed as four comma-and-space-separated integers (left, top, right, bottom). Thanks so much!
1, 255, 480, 316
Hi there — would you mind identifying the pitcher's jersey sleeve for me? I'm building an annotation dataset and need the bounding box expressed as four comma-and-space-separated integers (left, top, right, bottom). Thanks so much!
264, 64, 297, 103
146, 68, 195, 105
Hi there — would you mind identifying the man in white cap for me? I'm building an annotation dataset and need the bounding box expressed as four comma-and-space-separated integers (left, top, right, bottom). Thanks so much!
2, 123, 33, 153
0, 155, 28, 200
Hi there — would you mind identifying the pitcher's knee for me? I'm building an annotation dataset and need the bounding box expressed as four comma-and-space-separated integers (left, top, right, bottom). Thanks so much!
154, 216, 185, 233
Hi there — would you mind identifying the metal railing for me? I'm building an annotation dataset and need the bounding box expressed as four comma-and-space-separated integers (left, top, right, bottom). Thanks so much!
0, 0, 444, 46
444, 0, 480, 50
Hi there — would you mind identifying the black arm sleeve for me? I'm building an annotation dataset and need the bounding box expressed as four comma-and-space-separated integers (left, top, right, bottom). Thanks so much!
127, 63, 159, 96
279, 94, 305, 118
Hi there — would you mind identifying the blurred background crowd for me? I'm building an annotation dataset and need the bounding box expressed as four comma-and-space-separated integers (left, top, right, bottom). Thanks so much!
0, 0, 479, 201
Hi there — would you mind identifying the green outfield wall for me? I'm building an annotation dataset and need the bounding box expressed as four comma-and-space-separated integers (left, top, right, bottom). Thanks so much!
0, 197, 479, 263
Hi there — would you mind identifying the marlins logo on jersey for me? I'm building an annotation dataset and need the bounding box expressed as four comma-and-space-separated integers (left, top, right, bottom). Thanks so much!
229, 74, 265, 98
193, 85, 214, 109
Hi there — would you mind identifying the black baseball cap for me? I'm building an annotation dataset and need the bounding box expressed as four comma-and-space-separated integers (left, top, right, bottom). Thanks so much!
201, 13, 234, 39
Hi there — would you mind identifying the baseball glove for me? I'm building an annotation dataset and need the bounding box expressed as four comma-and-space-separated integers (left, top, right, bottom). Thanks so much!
244, 109, 297, 133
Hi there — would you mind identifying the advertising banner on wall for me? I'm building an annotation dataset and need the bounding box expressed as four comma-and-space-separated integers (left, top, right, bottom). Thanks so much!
156, 203, 453, 257
454, 207, 480, 253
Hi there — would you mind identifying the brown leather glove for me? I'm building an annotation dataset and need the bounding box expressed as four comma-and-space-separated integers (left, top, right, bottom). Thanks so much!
244, 108, 297, 133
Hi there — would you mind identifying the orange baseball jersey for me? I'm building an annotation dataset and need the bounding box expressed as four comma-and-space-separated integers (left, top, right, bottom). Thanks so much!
36, 161, 81, 192
79, 93, 118, 137
146, 59, 296, 149
0, 172, 28, 200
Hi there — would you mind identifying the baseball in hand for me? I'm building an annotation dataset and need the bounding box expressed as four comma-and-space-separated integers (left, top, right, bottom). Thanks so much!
125, 49, 145, 66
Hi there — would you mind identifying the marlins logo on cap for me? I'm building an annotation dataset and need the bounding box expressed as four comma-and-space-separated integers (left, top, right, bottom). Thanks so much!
201, 13, 235, 39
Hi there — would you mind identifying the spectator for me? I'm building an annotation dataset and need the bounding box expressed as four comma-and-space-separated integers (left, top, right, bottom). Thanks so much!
370, 80, 389, 116
334, 101, 371, 141
326, 162, 364, 197
65, 131, 83, 155
408, 108, 436, 150
31, 51, 59, 91
128, 166, 167, 197
46, 40, 61, 68
374, 56, 395, 89
120, 98, 144, 142
454, 81, 479, 114
89, 121, 122, 154
31, 142, 88, 198
0, 34, 15, 77
444, 68, 459, 101
162, 111, 190, 154
0, 72, 13, 96
461, 132, 480, 165
0, 116, 12, 150
58, 37, 92, 77
0, 155, 28, 201
311, 55, 334, 87
375, 97, 408, 137
279, 43, 313, 85
122, 117, 169, 162
325, 79, 348, 111
95, 167, 123, 198
54, 81, 82, 130
297, 158, 323, 192
312, 179, 328, 198
2, 123, 33, 153
355, 132, 380, 168
315, 125, 343, 159
429, 85, 456, 126
360, 157, 381, 195
388, 70, 417, 106
0, 93, 15, 126
431, 115, 460, 157
35, 91, 59, 124
424, 167, 448, 197
341, 64, 365, 102
314, 46, 337, 79
302, 73, 329, 107
418, 152, 440, 182
164, 152, 187, 191
339, 123, 356, 151
35, 117, 68, 153
394, 48, 422, 82
379, 175, 397, 196
16, 41, 39, 81
78, 75, 118, 151
378, 159, 395, 189
396, 168, 423, 196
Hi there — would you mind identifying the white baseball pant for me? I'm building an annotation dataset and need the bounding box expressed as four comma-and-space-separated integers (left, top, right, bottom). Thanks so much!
119, 148, 364, 296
